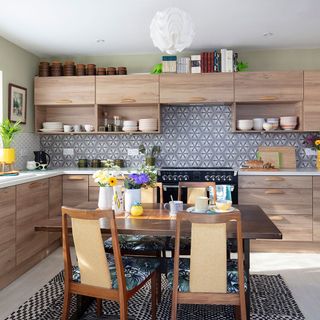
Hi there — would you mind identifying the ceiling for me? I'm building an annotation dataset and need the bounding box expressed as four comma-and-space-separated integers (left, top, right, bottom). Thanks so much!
0, 0, 320, 57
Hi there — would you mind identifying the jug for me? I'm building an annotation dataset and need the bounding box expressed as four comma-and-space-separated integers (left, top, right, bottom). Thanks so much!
34, 151, 50, 166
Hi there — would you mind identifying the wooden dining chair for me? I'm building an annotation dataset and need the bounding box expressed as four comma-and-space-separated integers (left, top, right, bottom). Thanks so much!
169, 211, 247, 320
177, 181, 217, 204
62, 206, 159, 320
104, 182, 166, 302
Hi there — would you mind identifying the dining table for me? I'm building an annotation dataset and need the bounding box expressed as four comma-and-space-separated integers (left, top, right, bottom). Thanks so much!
35, 203, 282, 320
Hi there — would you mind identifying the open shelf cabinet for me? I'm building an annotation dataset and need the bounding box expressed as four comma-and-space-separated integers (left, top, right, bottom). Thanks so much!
231, 101, 303, 133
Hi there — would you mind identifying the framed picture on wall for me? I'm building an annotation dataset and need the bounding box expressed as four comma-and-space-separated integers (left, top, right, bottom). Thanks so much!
8, 83, 27, 124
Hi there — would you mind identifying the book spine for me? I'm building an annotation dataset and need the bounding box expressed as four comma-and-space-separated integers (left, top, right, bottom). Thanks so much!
211, 52, 214, 72
221, 49, 227, 72
226, 50, 233, 72
233, 52, 238, 72
201, 52, 204, 73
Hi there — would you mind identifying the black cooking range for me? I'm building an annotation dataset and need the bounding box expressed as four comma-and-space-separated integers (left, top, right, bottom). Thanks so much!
157, 167, 238, 204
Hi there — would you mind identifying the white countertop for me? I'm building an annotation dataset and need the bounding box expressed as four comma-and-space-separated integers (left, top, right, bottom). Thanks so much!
1, 167, 320, 189
237, 168, 320, 176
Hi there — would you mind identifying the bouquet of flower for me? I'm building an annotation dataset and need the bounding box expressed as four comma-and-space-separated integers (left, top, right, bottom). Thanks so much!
124, 173, 150, 189
303, 134, 320, 150
139, 165, 157, 188
93, 169, 118, 187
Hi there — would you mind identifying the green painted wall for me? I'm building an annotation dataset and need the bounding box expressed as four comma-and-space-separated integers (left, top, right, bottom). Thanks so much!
50, 48, 320, 73
0, 36, 39, 132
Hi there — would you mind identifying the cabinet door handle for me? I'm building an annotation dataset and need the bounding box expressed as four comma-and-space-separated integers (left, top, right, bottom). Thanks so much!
29, 181, 44, 189
259, 96, 277, 101
121, 98, 136, 103
265, 190, 285, 195
189, 97, 207, 102
66, 176, 86, 181
55, 99, 73, 104
265, 177, 285, 181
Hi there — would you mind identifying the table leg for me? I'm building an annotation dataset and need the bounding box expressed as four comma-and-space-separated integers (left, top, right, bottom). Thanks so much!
243, 239, 250, 320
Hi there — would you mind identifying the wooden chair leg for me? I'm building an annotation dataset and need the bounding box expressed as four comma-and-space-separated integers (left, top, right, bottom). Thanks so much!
151, 272, 157, 320
119, 299, 128, 320
157, 268, 162, 304
171, 288, 178, 320
62, 289, 71, 320
96, 298, 102, 317
235, 305, 241, 320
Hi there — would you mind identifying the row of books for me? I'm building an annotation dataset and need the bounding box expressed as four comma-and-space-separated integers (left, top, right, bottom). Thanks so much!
162, 49, 238, 74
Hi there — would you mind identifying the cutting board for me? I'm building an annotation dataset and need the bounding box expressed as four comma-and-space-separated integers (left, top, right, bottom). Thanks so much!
257, 151, 280, 168
258, 146, 296, 168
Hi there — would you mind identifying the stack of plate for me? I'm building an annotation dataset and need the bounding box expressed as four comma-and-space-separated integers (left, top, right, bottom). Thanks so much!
40, 122, 63, 133
63, 61, 75, 76
86, 64, 96, 75
139, 118, 158, 132
39, 62, 50, 77
123, 120, 138, 132
50, 61, 62, 76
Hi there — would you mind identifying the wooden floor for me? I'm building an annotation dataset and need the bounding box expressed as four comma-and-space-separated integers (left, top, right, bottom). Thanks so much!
0, 248, 319, 320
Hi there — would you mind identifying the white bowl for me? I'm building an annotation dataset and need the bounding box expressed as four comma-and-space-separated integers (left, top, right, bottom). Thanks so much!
237, 119, 253, 131
280, 116, 297, 125
263, 122, 273, 131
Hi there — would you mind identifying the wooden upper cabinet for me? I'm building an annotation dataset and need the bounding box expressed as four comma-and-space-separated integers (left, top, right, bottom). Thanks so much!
96, 75, 159, 104
34, 76, 95, 105
304, 71, 320, 131
160, 73, 234, 104
235, 71, 303, 102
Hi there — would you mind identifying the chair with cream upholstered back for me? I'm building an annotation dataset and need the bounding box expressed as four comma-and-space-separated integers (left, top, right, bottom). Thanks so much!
177, 181, 217, 204
62, 206, 159, 320
169, 211, 247, 320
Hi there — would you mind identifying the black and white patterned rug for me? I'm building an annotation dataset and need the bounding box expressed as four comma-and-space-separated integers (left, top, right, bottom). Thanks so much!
4, 272, 304, 320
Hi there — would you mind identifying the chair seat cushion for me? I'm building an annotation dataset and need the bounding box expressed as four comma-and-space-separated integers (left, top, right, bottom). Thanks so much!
72, 254, 160, 291
104, 235, 166, 252
167, 258, 247, 293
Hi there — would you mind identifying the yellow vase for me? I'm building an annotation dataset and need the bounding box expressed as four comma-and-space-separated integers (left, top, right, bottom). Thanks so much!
0, 148, 16, 164
317, 150, 320, 169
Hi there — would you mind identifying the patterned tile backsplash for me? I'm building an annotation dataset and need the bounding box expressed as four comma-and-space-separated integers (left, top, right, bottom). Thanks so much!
12, 133, 40, 170
40, 105, 315, 169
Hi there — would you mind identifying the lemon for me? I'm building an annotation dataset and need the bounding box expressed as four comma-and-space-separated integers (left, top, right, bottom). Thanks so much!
131, 202, 144, 216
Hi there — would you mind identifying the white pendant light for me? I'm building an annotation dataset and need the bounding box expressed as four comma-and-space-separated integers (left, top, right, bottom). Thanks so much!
150, 7, 195, 54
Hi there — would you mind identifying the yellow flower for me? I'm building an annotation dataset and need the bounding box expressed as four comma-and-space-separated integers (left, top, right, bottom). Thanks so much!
315, 140, 320, 146
108, 177, 118, 187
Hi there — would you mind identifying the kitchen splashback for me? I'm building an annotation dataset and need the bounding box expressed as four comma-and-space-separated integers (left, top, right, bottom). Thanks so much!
40, 105, 314, 168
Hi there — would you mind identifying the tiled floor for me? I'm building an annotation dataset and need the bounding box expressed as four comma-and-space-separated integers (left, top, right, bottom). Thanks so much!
0, 249, 319, 320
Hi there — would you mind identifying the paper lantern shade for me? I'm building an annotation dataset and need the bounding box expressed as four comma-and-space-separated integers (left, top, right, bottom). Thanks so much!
150, 7, 195, 54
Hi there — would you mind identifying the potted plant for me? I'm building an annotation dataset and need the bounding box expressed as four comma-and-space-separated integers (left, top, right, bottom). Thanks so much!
304, 134, 320, 168
92, 169, 118, 209
0, 119, 21, 166
139, 144, 161, 166
124, 173, 150, 212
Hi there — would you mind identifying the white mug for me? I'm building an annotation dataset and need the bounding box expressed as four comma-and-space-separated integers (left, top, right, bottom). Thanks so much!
74, 124, 81, 132
84, 124, 94, 132
63, 125, 73, 133
195, 196, 209, 212
164, 200, 183, 216
26, 161, 40, 170
253, 118, 265, 131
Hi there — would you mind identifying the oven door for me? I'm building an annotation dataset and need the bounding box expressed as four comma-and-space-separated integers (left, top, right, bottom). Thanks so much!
162, 184, 238, 204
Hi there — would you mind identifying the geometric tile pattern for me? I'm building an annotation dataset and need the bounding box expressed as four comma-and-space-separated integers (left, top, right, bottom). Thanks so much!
11, 133, 40, 170
40, 105, 316, 168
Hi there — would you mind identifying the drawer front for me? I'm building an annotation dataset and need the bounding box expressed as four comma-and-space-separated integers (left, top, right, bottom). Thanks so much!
63, 175, 88, 206
313, 177, 320, 241
16, 179, 49, 265
89, 186, 99, 201
96, 75, 159, 104
239, 188, 312, 215
239, 188, 312, 242
34, 76, 95, 105
235, 71, 303, 102
160, 73, 234, 104
239, 176, 312, 189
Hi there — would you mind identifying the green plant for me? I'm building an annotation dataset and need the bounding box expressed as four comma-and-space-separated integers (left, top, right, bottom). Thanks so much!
151, 63, 162, 74
139, 144, 161, 157
0, 119, 21, 148
237, 61, 249, 72
139, 165, 157, 188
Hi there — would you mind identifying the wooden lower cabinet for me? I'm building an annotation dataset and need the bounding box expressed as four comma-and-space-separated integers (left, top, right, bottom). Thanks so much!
16, 180, 49, 265
49, 176, 62, 244
239, 176, 313, 244
63, 175, 88, 206
0, 187, 16, 277
313, 177, 320, 241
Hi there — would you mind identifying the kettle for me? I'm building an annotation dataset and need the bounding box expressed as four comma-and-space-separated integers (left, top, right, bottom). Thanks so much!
34, 151, 51, 166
